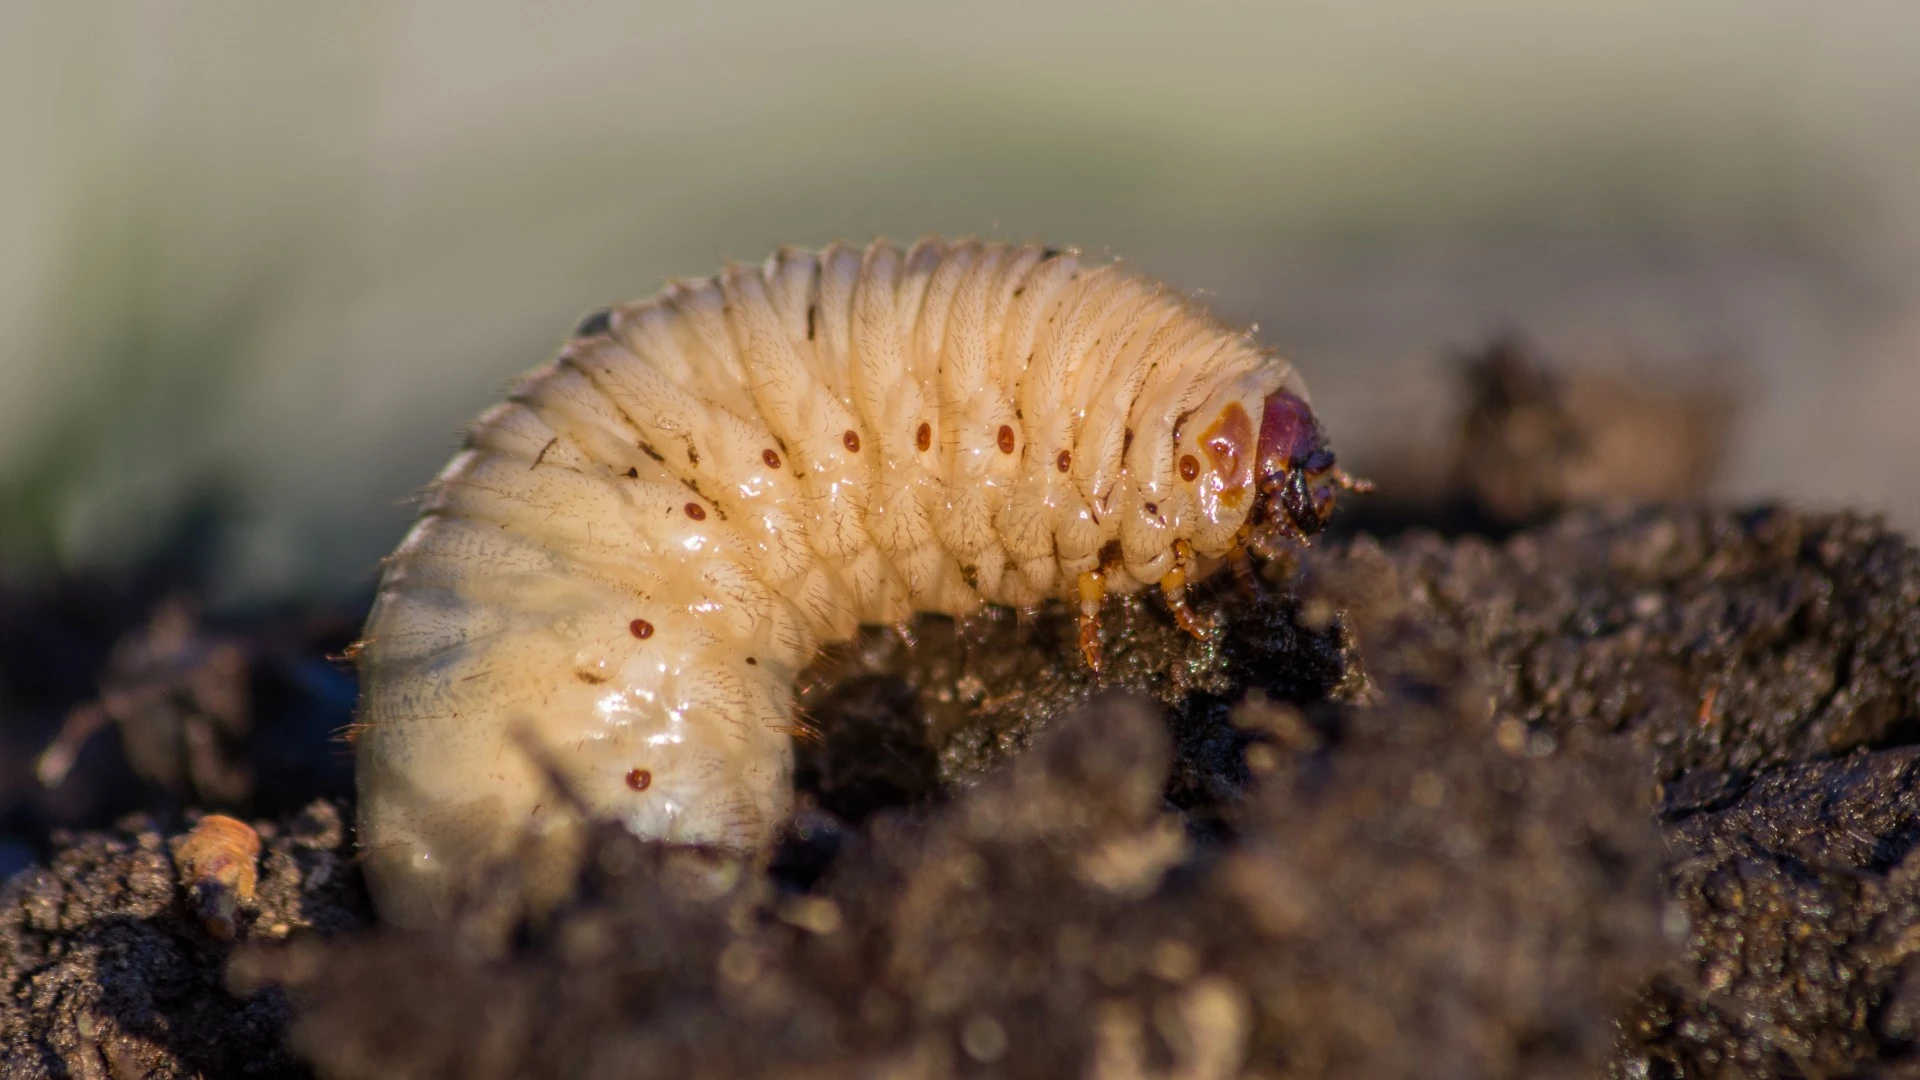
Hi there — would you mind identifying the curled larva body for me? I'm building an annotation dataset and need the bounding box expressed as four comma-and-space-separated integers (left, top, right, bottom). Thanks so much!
354, 238, 1363, 927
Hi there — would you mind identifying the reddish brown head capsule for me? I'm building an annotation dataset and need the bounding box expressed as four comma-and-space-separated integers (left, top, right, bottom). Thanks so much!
1251, 389, 1356, 540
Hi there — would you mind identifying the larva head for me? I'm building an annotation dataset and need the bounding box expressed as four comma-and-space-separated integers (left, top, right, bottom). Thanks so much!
1249, 388, 1358, 548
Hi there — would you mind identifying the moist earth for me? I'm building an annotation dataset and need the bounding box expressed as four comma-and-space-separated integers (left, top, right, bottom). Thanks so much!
1, 504, 1914, 1078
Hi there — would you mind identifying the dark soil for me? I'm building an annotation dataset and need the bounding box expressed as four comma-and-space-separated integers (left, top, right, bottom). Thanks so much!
3, 344, 1917, 1079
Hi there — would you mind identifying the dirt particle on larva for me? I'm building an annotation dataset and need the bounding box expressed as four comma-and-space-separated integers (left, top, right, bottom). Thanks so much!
687, 446, 700, 466
639, 443, 664, 463
577, 670, 609, 685
1180, 454, 1200, 481
844, 430, 861, 453
917, 422, 932, 452
625, 768, 652, 792
629, 619, 654, 639
624, 467, 639, 478
763, 448, 782, 469
997, 425, 1016, 454
685, 502, 707, 521
745, 657, 757, 665
1057, 449, 1072, 473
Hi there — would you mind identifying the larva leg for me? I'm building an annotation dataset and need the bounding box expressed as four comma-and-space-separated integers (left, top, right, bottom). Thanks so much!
1159, 539, 1212, 641
1226, 548, 1259, 593
1077, 568, 1107, 673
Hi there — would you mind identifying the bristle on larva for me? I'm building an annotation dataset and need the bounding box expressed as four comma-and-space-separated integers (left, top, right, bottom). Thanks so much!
353, 237, 1365, 927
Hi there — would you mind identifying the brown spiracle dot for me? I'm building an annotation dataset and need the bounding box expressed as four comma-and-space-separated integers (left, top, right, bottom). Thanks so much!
916, 422, 932, 452
997, 425, 1016, 454
1056, 449, 1072, 473
762, 448, 781, 469
1179, 454, 1200, 481
625, 768, 652, 792
684, 502, 707, 520
843, 430, 861, 453
629, 619, 654, 639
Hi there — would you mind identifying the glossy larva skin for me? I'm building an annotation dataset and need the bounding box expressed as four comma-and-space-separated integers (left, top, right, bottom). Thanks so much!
355, 238, 1312, 927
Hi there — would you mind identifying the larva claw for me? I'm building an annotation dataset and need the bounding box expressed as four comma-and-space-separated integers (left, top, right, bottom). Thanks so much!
1077, 568, 1107, 673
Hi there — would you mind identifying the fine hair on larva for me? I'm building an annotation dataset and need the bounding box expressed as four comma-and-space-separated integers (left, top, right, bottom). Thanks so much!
353, 237, 1367, 927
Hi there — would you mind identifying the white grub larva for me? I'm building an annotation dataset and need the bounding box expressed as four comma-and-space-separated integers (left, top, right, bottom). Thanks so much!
353, 238, 1367, 927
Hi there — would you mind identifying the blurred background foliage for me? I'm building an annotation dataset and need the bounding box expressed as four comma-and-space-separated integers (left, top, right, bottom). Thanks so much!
2, 1, 1916, 607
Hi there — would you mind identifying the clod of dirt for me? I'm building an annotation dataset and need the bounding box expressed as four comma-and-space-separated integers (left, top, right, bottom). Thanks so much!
1346, 337, 1735, 539
1450, 338, 1733, 527
1631, 751, 1920, 1077
1343, 504, 1920, 1077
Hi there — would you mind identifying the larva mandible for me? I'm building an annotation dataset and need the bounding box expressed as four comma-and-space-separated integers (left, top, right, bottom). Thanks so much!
353, 237, 1367, 927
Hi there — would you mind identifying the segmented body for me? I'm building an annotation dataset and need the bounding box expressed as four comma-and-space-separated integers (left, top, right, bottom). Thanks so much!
354, 238, 1343, 927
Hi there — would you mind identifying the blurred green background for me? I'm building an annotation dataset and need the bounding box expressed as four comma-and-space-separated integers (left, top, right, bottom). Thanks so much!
3, 2, 1916, 606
